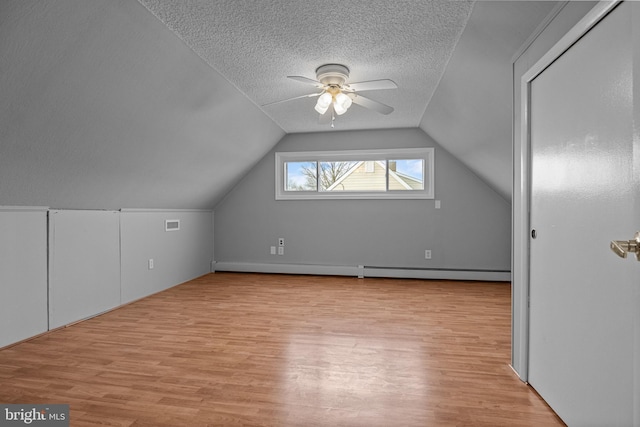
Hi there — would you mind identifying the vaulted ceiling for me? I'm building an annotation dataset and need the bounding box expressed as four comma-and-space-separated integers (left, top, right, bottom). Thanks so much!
137, 0, 476, 133
0, 0, 558, 209
137, 0, 557, 201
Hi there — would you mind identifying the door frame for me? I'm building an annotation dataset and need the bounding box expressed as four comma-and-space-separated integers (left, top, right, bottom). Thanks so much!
513, 0, 621, 382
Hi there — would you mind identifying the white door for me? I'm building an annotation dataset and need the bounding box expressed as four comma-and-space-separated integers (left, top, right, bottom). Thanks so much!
528, 2, 639, 426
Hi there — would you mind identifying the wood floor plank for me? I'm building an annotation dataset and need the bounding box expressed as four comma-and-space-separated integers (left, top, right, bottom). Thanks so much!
0, 273, 564, 426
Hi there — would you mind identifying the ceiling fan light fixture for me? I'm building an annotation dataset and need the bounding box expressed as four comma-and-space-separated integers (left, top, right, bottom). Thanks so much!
314, 92, 332, 114
277, 64, 396, 123
314, 103, 329, 115
333, 92, 352, 115
316, 64, 350, 86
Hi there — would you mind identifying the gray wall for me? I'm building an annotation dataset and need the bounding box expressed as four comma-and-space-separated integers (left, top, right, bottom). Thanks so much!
0, 207, 48, 348
48, 210, 121, 329
0, 207, 213, 348
214, 128, 510, 273
121, 210, 213, 303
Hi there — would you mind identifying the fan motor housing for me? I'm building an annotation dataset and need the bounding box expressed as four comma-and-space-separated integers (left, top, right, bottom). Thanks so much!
316, 64, 350, 87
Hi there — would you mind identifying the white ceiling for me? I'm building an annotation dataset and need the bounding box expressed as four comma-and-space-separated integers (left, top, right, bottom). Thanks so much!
137, 0, 475, 133
421, 1, 560, 200
0, 0, 285, 209
0, 0, 561, 209
137, 0, 559, 200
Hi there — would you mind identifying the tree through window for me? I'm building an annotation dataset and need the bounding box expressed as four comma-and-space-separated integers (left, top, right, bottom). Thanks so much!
276, 148, 434, 200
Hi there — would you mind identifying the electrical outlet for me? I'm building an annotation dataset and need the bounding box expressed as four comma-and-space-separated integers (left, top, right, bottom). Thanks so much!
278, 247, 284, 255
148, 258, 154, 269
435, 200, 441, 209
424, 250, 432, 260
270, 246, 276, 255
278, 238, 285, 246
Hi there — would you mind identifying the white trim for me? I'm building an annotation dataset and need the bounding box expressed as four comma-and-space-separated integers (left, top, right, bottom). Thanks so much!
325, 160, 365, 190
275, 148, 434, 200
511, 2, 569, 64
521, 1, 620, 84
0, 206, 49, 212
215, 262, 359, 277
388, 168, 413, 190
364, 267, 510, 282
214, 261, 510, 282
120, 208, 213, 213
364, 161, 375, 173
515, 0, 622, 382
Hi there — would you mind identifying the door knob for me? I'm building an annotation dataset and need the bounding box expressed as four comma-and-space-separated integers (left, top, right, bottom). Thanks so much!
610, 232, 640, 261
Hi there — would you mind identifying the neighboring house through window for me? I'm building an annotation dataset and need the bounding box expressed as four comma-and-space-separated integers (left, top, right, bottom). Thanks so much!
275, 148, 434, 200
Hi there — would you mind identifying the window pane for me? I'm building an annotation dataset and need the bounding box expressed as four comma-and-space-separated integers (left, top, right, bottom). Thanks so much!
320, 160, 385, 191
390, 159, 424, 190
285, 161, 317, 191
275, 148, 434, 200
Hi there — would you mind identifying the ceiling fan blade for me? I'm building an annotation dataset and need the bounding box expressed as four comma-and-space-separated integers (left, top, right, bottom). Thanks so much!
287, 76, 324, 87
348, 93, 394, 115
318, 103, 334, 125
262, 92, 321, 107
346, 79, 397, 92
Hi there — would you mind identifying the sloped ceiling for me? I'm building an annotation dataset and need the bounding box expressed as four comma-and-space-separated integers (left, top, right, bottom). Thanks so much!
420, 1, 559, 200
137, 0, 475, 133
0, 0, 559, 209
0, 0, 284, 209
136, 0, 558, 202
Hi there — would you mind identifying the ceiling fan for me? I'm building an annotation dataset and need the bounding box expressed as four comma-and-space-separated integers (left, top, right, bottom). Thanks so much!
264, 64, 397, 126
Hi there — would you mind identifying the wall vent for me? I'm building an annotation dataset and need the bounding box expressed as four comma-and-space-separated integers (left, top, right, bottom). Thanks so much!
165, 219, 180, 231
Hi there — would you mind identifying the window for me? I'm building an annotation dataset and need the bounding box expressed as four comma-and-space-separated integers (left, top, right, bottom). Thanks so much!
275, 148, 434, 200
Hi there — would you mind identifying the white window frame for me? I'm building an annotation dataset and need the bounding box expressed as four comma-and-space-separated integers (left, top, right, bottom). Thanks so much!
275, 147, 434, 200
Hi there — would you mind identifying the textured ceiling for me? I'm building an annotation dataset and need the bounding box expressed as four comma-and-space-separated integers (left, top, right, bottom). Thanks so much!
0, 0, 571, 209
0, 0, 285, 209
137, 0, 474, 133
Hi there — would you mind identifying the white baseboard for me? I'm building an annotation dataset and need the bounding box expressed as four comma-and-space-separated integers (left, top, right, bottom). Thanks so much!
214, 262, 358, 277
0, 206, 49, 212
363, 267, 510, 281
214, 262, 511, 282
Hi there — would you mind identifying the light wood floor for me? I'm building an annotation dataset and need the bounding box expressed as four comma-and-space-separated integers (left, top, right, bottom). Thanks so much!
0, 273, 564, 426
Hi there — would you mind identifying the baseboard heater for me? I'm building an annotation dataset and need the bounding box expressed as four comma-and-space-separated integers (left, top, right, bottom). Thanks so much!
213, 262, 511, 282
362, 265, 510, 281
